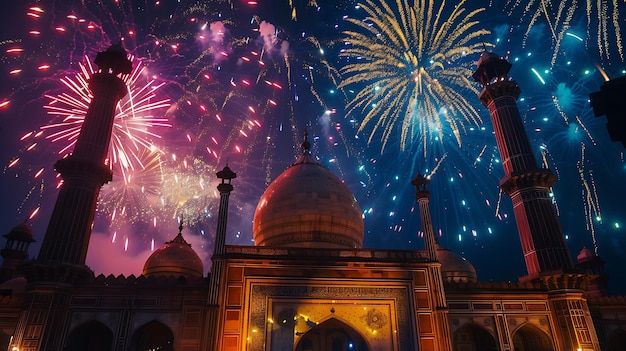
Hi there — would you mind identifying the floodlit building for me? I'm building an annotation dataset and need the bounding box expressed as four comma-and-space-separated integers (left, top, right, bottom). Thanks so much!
1, 45, 625, 351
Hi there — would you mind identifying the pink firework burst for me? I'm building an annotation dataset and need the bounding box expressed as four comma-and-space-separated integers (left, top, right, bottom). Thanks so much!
42, 56, 172, 182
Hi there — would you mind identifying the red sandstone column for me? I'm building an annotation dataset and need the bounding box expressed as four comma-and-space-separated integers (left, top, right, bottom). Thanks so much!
207, 165, 236, 350
472, 52, 573, 277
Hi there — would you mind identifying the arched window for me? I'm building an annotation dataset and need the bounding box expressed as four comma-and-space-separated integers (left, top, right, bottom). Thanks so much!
511, 324, 554, 351
130, 320, 174, 351
295, 318, 368, 351
453, 323, 498, 351
64, 320, 113, 351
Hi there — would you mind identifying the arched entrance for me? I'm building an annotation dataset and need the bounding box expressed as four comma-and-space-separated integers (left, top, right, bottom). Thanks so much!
64, 320, 113, 351
130, 320, 174, 351
295, 318, 369, 351
607, 329, 626, 351
511, 324, 554, 351
453, 323, 498, 351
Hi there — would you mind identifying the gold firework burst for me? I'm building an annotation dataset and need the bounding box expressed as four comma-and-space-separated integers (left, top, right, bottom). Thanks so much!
339, 0, 490, 152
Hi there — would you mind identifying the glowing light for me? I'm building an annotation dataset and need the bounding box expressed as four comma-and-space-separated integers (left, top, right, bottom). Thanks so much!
29, 207, 40, 219
565, 32, 584, 42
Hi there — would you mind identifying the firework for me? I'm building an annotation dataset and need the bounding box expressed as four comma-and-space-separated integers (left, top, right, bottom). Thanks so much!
506, 0, 624, 63
514, 55, 613, 254
98, 148, 164, 226
158, 156, 220, 226
42, 57, 171, 180
339, 0, 490, 152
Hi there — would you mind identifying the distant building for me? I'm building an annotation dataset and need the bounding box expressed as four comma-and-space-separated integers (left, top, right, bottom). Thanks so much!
1, 46, 625, 351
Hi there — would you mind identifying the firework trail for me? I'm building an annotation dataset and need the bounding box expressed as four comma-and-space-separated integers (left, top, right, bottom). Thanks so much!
506, 0, 624, 64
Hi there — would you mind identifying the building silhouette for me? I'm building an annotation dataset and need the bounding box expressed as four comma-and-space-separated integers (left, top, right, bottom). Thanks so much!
1, 46, 625, 351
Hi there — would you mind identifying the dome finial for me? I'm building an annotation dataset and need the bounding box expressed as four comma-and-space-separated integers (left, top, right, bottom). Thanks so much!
178, 215, 184, 235
301, 131, 311, 155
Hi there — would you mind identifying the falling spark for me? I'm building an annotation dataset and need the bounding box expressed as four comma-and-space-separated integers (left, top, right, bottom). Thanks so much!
339, 0, 489, 152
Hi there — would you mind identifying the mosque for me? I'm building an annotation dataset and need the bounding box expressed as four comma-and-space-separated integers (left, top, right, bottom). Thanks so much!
1, 44, 626, 351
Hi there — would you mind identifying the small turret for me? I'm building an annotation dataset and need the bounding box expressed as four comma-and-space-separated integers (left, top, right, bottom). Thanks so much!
472, 51, 512, 87
575, 247, 608, 297
0, 222, 35, 283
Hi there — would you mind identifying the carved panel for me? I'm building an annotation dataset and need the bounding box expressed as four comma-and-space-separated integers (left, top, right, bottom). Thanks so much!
247, 284, 413, 351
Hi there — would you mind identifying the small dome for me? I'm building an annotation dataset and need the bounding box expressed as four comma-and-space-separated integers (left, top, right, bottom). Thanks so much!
4, 222, 35, 242
436, 245, 477, 283
577, 246, 596, 263
253, 150, 364, 249
143, 233, 203, 278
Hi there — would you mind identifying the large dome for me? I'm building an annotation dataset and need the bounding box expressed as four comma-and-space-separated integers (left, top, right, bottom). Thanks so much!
436, 245, 477, 283
253, 146, 364, 249
143, 232, 203, 278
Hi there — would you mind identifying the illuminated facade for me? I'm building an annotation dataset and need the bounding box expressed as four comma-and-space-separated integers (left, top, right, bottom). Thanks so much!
1, 49, 626, 351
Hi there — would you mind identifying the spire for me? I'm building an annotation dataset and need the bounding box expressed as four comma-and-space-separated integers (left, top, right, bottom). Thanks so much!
169, 215, 190, 245
291, 131, 320, 167
301, 131, 311, 155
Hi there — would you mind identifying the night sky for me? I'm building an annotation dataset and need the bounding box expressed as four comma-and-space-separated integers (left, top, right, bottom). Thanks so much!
1, 0, 625, 293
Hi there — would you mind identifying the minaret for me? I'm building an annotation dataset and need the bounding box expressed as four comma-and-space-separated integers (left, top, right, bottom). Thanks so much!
411, 174, 452, 351
207, 165, 236, 350
0, 222, 35, 283
10, 44, 132, 351
412, 173, 437, 261
472, 51, 573, 277
37, 43, 131, 266
213, 165, 236, 256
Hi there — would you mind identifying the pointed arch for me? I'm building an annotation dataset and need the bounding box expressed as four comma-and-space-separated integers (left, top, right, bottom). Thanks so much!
294, 318, 370, 351
453, 323, 498, 351
130, 320, 174, 351
511, 323, 554, 351
607, 329, 626, 351
64, 320, 113, 351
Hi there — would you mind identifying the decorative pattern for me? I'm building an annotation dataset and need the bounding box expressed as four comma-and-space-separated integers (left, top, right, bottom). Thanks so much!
247, 283, 413, 351
362, 308, 388, 330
